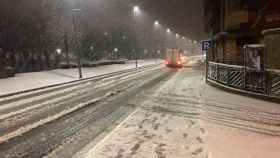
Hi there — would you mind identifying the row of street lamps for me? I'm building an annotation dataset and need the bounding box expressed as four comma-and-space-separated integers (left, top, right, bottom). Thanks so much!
60, 6, 198, 79
132, 6, 197, 68
145, 7, 197, 45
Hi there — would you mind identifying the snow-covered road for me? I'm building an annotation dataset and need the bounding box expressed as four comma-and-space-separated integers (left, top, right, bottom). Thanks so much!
0, 59, 160, 96
0, 57, 280, 158
77, 63, 280, 158
0, 64, 169, 158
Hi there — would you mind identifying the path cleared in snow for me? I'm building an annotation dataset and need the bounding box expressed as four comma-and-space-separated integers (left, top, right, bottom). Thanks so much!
0, 59, 160, 96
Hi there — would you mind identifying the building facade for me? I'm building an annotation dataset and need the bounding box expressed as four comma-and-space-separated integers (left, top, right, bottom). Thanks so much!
204, 0, 280, 68
203, 0, 280, 99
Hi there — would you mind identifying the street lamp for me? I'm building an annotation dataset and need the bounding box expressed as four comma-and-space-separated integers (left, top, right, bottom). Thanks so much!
165, 28, 171, 49
114, 48, 119, 59
56, 48, 62, 55
153, 20, 161, 62
72, 8, 83, 79
133, 6, 140, 15
122, 35, 127, 40
166, 28, 171, 33
133, 5, 140, 69
175, 33, 179, 38
154, 20, 159, 26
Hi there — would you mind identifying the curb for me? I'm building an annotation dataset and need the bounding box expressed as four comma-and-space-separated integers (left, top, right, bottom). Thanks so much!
206, 79, 280, 104
0, 64, 162, 99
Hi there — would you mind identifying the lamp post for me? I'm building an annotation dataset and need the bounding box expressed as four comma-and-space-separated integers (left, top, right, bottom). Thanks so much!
72, 8, 83, 79
153, 20, 160, 63
154, 20, 159, 27
90, 46, 94, 61
133, 6, 140, 69
166, 28, 171, 33
56, 48, 62, 55
165, 28, 171, 49
114, 48, 118, 59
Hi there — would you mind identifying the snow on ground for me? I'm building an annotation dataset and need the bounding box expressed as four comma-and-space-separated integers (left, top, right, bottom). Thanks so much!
76, 58, 280, 158
82, 109, 206, 158
76, 66, 207, 158
0, 59, 160, 96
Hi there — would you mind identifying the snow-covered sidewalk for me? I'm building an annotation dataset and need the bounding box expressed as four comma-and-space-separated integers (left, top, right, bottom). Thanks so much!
82, 109, 206, 158
0, 59, 160, 96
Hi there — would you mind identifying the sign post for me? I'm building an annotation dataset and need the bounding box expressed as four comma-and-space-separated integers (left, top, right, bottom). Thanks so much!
201, 40, 212, 83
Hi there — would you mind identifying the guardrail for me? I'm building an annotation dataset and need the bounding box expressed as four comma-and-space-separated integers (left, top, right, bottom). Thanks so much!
207, 62, 280, 99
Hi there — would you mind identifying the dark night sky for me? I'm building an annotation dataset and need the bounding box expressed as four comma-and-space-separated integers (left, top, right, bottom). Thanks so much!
137, 0, 208, 40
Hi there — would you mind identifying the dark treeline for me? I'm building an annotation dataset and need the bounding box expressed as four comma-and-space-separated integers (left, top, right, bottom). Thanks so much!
0, 0, 165, 77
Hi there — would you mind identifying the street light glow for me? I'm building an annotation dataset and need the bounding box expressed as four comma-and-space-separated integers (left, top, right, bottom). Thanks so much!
182, 36, 186, 40
167, 28, 171, 33
133, 6, 140, 14
56, 49, 62, 55
72, 8, 82, 11
154, 20, 159, 26
175, 33, 179, 38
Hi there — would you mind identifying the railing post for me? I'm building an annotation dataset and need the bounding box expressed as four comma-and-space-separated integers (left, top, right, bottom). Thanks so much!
227, 67, 230, 85
217, 64, 219, 82
266, 71, 271, 96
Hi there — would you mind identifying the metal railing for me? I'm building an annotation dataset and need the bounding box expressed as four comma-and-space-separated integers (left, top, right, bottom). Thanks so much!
207, 62, 280, 99
268, 70, 280, 98
208, 62, 244, 89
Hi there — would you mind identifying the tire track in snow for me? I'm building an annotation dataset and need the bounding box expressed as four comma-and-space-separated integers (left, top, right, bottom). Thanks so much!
0, 97, 103, 144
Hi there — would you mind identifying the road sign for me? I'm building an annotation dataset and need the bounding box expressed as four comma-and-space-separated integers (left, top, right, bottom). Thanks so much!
201, 40, 211, 51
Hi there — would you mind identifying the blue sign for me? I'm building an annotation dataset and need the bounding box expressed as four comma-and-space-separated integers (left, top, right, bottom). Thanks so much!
201, 40, 211, 51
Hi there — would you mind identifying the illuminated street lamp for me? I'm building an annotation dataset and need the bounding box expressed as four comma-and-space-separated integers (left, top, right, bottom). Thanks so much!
182, 36, 186, 40
56, 48, 62, 55
122, 35, 127, 40
154, 20, 159, 26
175, 33, 179, 38
166, 28, 171, 33
133, 6, 140, 16
133, 5, 140, 68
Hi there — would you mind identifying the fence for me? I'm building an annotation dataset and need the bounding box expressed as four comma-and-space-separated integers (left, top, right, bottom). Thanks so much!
207, 62, 280, 99
268, 70, 280, 97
